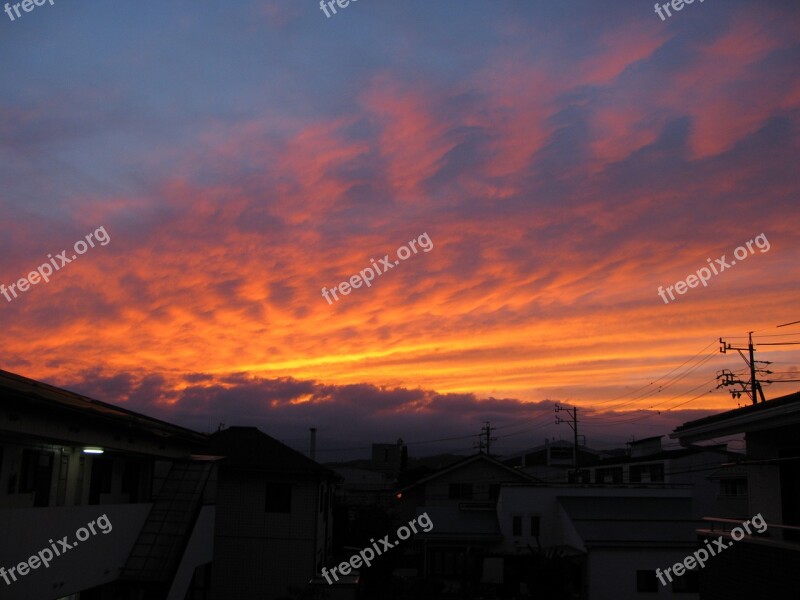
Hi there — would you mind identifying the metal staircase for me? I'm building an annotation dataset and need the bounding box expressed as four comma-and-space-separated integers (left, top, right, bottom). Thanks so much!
121, 460, 213, 584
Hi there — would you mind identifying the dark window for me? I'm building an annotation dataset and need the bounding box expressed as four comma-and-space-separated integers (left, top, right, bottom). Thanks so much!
121, 461, 142, 503
595, 467, 623, 483
448, 483, 473, 500
630, 463, 664, 483
428, 548, 465, 577
672, 569, 699, 593
265, 482, 292, 513
384, 449, 390, 462
512, 515, 522, 536
650, 463, 664, 481
530, 516, 540, 537
636, 570, 658, 592
20, 449, 54, 507
550, 447, 573, 459
567, 469, 591, 484
720, 479, 747, 496
488, 484, 500, 500
88, 457, 113, 505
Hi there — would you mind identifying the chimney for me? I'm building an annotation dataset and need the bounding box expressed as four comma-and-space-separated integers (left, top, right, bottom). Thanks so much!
309, 427, 317, 461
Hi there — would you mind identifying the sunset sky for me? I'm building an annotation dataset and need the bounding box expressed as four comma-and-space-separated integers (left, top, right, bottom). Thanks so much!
1, 0, 799, 457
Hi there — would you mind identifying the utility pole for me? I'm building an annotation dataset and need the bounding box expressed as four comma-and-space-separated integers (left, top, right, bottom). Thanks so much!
719, 333, 767, 404
719, 321, 800, 403
483, 421, 497, 456
555, 404, 580, 481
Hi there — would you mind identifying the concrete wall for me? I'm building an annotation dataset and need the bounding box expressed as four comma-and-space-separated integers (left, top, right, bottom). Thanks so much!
745, 431, 784, 528
497, 485, 692, 554
0, 503, 151, 600
168, 505, 216, 600
588, 548, 699, 600
210, 471, 321, 600
498, 486, 699, 598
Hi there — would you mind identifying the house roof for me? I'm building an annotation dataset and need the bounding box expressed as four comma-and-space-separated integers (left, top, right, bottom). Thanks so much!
0, 368, 205, 443
396, 452, 541, 493
671, 390, 800, 444
209, 426, 340, 480
627, 435, 663, 445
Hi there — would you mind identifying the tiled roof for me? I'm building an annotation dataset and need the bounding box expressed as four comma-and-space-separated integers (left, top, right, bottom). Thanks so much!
209, 426, 340, 479
0, 368, 205, 442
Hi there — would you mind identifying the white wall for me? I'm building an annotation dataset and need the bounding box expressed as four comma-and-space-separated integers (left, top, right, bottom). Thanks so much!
589, 548, 699, 600
498, 486, 700, 599
0, 503, 151, 600
168, 505, 216, 600
211, 472, 320, 600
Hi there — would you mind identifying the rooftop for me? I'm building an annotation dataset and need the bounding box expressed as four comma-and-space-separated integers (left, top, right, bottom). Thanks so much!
671, 390, 800, 444
209, 426, 340, 479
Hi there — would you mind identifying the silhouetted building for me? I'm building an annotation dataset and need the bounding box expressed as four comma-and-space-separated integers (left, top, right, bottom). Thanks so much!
497, 483, 699, 599
393, 453, 540, 592
581, 436, 745, 519
371, 438, 407, 479
207, 426, 338, 600
0, 370, 338, 600
0, 369, 215, 600
503, 439, 602, 482
672, 390, 800, 599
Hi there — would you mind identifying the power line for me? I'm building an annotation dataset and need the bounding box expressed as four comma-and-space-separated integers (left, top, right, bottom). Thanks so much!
588, 340, 718, 408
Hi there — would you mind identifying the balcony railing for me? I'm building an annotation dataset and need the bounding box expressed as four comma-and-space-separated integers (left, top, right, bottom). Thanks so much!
698, 516, 800, 548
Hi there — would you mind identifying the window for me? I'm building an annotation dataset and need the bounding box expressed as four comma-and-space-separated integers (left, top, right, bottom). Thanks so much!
550, 447, 573, 460
720, 478, 747, 496
595, 467, 623, 483
488, 484, 500, 500
530, 516, 540, 537
630, 463, 664, 483
121, 461, 142, 503
448, 483, 473, 500
512, 515, 522, 536
88, 457, 113, 505
428, 548, 465, 577
672, 570, 699, 593
636, 570, 658, 592
265, 482, 292, 513
20, 449, 54, 507
567, 469, 591, 483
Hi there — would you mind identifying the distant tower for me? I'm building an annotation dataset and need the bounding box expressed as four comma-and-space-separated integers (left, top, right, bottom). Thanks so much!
371, 437, 408, 479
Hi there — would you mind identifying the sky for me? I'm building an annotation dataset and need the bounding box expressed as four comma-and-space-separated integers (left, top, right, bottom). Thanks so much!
1, 0, 799, 459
